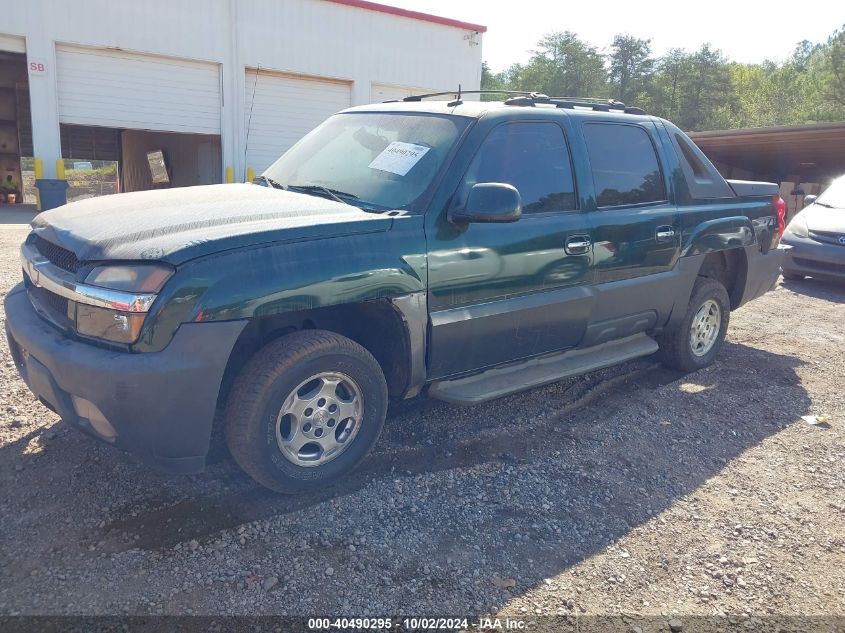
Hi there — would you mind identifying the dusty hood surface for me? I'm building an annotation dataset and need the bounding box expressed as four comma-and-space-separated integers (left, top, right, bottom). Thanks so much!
32, 184, 393, 265
800, 203, 845, 234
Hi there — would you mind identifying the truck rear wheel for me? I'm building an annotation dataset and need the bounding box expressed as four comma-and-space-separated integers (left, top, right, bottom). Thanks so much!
224, 330, 388, 493
658, 277, 730, 372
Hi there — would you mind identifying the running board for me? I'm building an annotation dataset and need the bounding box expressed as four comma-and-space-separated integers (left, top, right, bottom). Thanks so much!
428, 334, 659, 405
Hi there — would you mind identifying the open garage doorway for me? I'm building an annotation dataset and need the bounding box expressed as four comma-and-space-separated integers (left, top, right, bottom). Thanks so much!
60, 124, 222, 198
0, 48, 34, 207
60, 124, 120, 203
120, 130, 221, 193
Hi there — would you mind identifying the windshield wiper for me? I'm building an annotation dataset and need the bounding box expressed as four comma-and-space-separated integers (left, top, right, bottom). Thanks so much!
253, 175, 285, 189
814, 201, 836, 208
281, 183, 390, 213
286, 184, 359, 205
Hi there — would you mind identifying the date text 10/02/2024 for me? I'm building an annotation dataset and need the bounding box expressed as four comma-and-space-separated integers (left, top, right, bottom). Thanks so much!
307, 617, 527, 630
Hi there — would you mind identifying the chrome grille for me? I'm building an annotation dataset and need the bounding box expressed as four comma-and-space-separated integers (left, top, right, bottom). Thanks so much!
26, 282, 73, 330
33, 235, 81, 274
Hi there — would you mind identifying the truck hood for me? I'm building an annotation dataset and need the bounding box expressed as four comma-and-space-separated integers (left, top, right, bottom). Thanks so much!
31, 184, 394, 265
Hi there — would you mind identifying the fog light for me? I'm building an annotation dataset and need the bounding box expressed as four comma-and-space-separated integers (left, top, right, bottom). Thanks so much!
72, 396, 117, 442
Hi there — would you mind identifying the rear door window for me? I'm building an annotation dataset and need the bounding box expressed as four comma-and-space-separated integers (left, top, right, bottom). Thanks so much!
583, 123, 666, 207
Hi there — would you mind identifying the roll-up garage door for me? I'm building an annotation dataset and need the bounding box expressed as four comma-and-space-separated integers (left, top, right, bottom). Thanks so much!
244, 69, 351, 173
55, 45, 221, 134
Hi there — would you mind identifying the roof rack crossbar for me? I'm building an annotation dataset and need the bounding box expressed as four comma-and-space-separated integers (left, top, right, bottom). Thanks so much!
399, 89, 535, 102
392, 88, 648, 115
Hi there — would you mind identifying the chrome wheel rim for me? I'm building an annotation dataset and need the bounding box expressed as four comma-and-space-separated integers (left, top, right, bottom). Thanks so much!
275, 372, 363, 467
689, 299, 721, 357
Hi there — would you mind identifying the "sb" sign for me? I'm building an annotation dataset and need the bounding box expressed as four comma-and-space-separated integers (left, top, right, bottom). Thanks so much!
28, 60, 47, 76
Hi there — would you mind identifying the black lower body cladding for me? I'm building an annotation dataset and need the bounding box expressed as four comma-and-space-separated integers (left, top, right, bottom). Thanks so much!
4, 284, 246, 473
736, 243, 785, 305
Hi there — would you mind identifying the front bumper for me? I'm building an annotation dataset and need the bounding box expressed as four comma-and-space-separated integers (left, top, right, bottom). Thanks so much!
780, 234, 845, 280
4, 284, 246, 474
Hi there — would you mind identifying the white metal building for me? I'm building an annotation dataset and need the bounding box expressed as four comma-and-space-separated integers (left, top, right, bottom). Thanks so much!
0, 0, 484, 200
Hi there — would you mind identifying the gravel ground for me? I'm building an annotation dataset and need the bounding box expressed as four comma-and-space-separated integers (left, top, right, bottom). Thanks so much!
0, 222, 843, 622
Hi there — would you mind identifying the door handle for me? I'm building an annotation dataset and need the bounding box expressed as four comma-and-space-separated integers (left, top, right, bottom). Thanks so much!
656, 226, 676, 242
565, 234, 591, 255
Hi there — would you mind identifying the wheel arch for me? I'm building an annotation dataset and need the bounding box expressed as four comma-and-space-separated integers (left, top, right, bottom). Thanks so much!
696, 248, 748, 310
664, 247, 748, 332
214, 295, 426, 413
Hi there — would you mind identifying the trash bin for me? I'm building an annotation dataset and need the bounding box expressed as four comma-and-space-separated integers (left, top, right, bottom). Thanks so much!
35, 179, 70, 211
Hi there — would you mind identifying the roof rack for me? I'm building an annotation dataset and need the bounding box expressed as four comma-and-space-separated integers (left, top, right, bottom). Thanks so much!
504, 93, 646, 115
397, 89, 534, 103
393, 88, 646, 115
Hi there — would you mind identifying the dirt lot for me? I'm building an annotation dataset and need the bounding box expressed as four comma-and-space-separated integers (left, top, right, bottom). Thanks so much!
0, 222, 843, 624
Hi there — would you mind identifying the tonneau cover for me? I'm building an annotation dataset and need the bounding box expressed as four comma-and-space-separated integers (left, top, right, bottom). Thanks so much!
726, 179, 779, 197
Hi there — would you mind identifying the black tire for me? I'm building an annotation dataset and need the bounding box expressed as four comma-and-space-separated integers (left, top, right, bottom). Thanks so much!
781, 270, 805, 281
658, 277, 730, 372
224, 330, 388, 493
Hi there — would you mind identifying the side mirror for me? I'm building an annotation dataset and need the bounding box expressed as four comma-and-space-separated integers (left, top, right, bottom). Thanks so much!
803, 194, 818, 206
449, 183, 522, 224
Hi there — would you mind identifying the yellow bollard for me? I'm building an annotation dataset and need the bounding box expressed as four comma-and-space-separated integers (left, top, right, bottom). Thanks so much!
55, 159, 66, 180
225, 166, 234, 184
246, 167, 255, 183
34, 158, 44, 211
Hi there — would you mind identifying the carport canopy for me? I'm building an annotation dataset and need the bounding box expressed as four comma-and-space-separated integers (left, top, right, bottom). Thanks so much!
689, 122, 845, 183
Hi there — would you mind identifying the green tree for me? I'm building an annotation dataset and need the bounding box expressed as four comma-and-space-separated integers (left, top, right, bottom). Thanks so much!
808, 24, 845, 118
724, 57, 808, 128
522, 31, 607, 97
480, 61, 526, 100
480, 61, 503, 100
607, 34, 654, 105
480, 24, 845, 131
480, 62, 501, 92
480, 61, 495, 90
650, 48, 692, 123
682, 44, 733, 130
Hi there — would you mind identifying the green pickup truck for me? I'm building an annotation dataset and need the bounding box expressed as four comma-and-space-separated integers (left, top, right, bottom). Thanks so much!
5, 94, 785, 492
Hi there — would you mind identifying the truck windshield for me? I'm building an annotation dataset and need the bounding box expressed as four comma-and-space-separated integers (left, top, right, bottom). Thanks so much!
261, 112, 470, 212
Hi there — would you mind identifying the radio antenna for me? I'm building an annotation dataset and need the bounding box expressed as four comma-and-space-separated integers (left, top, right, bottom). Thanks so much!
447, 84, 463, 107
243, 64, 260, 182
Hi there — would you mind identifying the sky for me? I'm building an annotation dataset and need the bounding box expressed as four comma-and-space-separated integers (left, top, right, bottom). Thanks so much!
385, 0, 845, 72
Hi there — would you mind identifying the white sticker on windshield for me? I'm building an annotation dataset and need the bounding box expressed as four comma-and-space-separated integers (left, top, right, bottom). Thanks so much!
368, 141, 431, 176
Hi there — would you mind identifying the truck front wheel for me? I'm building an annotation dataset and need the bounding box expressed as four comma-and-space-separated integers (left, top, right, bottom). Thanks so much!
658, 277, 730, 372
224, 330, 388, 493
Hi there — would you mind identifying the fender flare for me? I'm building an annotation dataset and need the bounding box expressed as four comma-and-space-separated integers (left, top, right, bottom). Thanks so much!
681, 216, 755, 257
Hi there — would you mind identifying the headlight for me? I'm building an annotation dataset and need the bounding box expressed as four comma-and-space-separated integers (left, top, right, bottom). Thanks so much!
785, 214, 808, 238
76, 264, 173, 344
85, 263, 173, 292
